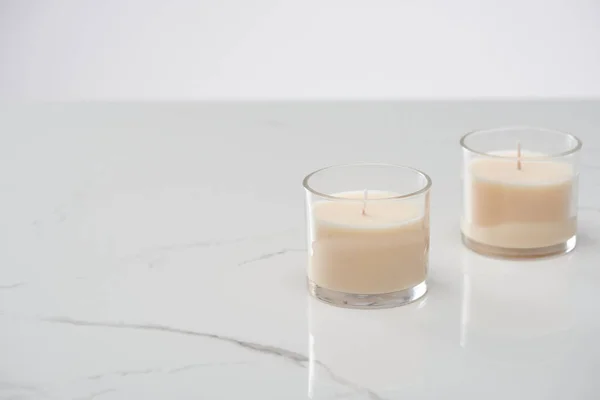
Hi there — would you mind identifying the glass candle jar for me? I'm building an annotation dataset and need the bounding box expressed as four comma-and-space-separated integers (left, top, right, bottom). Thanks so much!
303, 163, 431, 309
461, 127, 582, 258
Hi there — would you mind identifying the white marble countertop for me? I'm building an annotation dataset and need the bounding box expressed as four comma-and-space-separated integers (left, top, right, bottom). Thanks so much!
0, 102, 599, 400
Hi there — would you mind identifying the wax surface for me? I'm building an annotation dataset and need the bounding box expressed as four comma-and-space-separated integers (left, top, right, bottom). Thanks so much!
469, 151, 574, 185
309, 190, 428, 295
312, 190, 422, 228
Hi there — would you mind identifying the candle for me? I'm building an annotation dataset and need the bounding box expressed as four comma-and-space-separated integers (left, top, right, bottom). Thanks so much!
304, 164, 431, 308
310, 190, 428, 294
460, 127, 581, 258
463, 151, 575, 249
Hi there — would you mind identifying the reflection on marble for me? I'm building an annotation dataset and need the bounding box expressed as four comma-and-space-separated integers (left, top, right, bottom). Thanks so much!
458, 249, 579, 399
460, 250, 574, 346
308, 298, 428, 399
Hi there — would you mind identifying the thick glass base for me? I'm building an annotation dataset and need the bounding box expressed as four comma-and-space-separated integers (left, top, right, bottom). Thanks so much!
308, 280, 427, 309
461, 233, 576, 259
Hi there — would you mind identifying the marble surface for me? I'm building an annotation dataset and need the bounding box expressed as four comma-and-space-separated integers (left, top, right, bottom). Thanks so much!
0, 102, 599, 400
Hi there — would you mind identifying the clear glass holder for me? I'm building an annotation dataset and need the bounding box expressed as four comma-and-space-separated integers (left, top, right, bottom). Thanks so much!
460, 127, 582, 259
303, 163, 431, 309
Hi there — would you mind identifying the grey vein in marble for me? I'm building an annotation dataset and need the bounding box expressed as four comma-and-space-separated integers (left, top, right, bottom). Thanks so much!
74, 388, 116, 400
237, 248, 306, 266
88, 369, 156, 380
140, 238, 246, 268
314, 361, 387, 400
124, 228, 302, 267
148, 238, 244, 253
0, 380, 49, 399
0, 282, 25, 290
129, 238, 245, 267
42, 316, 309, 366
0, 381, 43, 392
86, 362, 249, 381
42, 317, 385, 399
167, 361, 249, 374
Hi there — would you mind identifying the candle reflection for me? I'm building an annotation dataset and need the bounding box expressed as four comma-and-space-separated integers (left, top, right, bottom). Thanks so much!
307, 298, 427, 399
460, 249, 574, 347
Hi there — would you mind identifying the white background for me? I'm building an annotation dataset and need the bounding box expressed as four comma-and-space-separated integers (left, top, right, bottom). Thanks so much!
1, 0, 600, 100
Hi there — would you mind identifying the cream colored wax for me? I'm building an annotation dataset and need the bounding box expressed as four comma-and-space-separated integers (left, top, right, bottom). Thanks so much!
308, 191, 429, 295
462, 151, 576, 249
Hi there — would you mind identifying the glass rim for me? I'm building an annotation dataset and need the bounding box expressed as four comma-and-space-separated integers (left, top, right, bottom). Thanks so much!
302, 162, 432, 201
460, 126, 583, 159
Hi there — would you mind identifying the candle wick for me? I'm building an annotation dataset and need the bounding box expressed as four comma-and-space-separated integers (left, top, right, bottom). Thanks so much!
517, 141, 522, 171
362, 189, 368, 216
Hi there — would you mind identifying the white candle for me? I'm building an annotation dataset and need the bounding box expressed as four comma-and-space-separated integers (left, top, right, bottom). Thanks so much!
308, 190, 429, 295
462, 151, 577, 250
